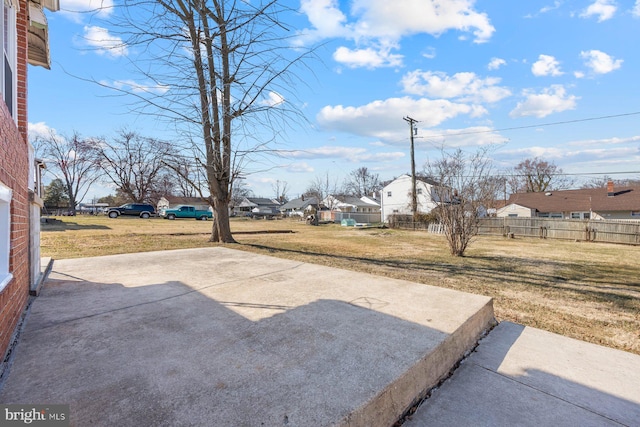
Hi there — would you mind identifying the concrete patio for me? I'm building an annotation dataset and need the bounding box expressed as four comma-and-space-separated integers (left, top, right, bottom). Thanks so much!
1, 247, 638, 426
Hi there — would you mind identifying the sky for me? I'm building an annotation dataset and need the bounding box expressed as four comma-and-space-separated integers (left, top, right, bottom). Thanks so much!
29, 0, 640, 201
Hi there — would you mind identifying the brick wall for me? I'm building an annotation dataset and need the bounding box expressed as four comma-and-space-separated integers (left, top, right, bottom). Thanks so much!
0, 0, 31, 360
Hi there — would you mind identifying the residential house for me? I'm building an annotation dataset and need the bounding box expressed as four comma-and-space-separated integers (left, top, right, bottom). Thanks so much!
233, 197, 281, 217
380, 175, 439, 222
278, 196, 318, 217
1, 0, 59, 362
321, 194, 381, 223
497, 182, 640, 220
157, 196, 211, 215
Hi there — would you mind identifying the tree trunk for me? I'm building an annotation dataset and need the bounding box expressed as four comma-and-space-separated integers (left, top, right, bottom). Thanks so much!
211, 199, 235, 243
210, 216, 220, 242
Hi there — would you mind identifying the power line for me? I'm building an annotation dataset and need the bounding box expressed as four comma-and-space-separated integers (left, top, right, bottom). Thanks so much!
423, 111, 640, 139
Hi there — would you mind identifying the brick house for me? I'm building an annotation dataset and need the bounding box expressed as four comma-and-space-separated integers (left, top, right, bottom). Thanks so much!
0, 0, 58, 362
497, 181, 640, 220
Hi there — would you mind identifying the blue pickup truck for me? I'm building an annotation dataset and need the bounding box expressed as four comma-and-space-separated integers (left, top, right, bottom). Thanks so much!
161, 205, 212, 220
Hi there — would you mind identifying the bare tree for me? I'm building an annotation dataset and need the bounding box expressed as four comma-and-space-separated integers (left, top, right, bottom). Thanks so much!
272, 180, 289, 203
148, 172, 178, 204
35, 130, 101, 210
425, 148, 496, 257
580, 176, 613, 189
579, 176, 640, 189
344, 167, 380, 198
508, 157, 574, 193
109, 1, 314, 242
305, 173, 340, 209
93, 130, 174, 203
163, 151, 208, 198
230, 178, 253, 208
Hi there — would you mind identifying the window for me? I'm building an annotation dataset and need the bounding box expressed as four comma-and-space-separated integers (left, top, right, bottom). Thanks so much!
571, 212, 590, 220
387, 191, 392, 197
1, 0, 17, 119
0, 182, 12, 291
508, 214, 518, 218
417, 188, 422, 195
538, 212, 562, 218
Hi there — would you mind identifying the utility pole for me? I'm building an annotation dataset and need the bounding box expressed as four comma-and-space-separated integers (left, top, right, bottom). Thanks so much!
403, 116, 419, 221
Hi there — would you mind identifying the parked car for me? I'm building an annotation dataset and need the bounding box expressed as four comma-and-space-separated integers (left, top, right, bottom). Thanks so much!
106, 203, 156, 219
161, 205, 212, 220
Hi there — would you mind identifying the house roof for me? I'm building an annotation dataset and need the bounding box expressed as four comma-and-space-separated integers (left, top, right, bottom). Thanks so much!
337, 195, 380, 208
383, 174, 439, 189
237, 197, 280, 208
279, 197, 318, 210
506, 186, 640, 213
162, 196, 209, 205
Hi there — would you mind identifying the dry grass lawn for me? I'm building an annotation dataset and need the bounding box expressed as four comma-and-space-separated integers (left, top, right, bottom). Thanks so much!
41, 215, 640, 355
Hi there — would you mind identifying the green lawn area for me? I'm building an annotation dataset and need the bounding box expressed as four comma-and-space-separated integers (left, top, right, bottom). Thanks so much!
42, 214, 640, 355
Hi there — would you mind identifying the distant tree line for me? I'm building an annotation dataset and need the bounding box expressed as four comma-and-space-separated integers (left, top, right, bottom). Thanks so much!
35, 128, 209, 211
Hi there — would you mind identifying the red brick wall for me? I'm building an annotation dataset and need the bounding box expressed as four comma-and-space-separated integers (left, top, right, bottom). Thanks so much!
0, 0, 30, 360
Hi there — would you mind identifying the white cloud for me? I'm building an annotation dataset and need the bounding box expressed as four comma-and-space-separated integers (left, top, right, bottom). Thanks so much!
297, 0, 496, 67
348, 0, 495, 43
574, 71, 585, 79
297, 0, 349, 43
317, 97, 486, 142
531, 54, 563, 77
286, 162, 315, 173
540, 1, 562, 14
580, 0, 617, 22
401, 70, 511, 104
567, 135, 640, 147
580, 50, 623, 74
283, 146, 404, 163
487, 57, 506, 70
83, 26, 128, 58
634, 0, 640, 17
510, 85, 578, 118
497, 137, 640, 167
333, 46, 403, 69
418, 127, 509, 148
28, 122, 56, 142
261, 91, 285, 107
60, 0, 114, 23
112, 80, 170, 95
422, 47, 436, 59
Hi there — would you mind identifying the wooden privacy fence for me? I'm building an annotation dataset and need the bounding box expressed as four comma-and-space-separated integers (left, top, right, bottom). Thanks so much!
477, 218, 640, 245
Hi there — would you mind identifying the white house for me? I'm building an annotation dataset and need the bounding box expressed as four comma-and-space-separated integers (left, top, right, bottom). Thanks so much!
233, 197, 281, 216
380, 175, 439, 222
320, 195, 381, 223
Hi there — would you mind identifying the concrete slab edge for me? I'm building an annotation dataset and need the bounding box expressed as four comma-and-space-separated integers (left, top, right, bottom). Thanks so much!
30, 257, 53, 297
1, 259, 53, 389
0, 297, 37, 391
342, 298, 497, 427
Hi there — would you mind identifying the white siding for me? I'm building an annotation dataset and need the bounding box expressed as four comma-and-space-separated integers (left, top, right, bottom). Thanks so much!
496, 204, 535, 218
381, 175, 438, 222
